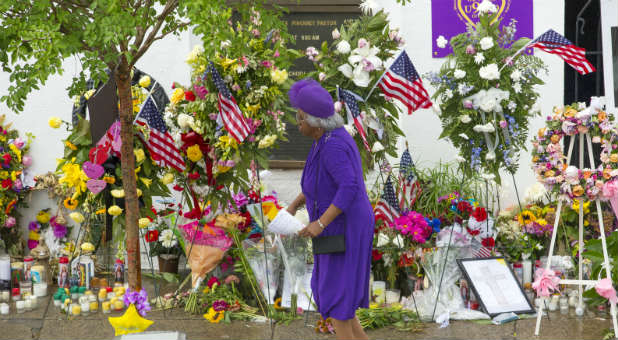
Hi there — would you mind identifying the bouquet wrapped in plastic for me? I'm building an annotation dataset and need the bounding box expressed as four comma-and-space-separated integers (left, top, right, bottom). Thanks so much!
180, 220, 233, 289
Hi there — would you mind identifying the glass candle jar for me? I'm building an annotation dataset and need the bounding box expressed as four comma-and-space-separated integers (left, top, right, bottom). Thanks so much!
29, 295, 37, 310
102, 301, 111, 314
80, 302, 90, 316
372, 281, 386, 304
559, 297, 568, 314
113, 299, 124, 311
15, 300, 24, 314
89, 301, 98, 313
24, 298, 32, 312
70, 303, 81, 316
33, 283, 47, 297
0, 303, 8, 315
0, 290, 9, 303
98, 289, 107, 302
19, 281, 32, 297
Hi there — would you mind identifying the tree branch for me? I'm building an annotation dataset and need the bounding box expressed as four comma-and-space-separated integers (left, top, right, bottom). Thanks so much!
130, 0, 180, 67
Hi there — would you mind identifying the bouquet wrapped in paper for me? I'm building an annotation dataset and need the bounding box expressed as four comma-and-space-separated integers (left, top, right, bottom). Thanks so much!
180, 220, 233, 289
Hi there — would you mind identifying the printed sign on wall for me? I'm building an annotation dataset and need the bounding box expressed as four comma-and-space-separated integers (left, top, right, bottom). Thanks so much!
431, 0, 533, 58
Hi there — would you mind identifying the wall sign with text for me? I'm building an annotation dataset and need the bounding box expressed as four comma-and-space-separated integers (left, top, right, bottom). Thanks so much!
431, 0, 533, 58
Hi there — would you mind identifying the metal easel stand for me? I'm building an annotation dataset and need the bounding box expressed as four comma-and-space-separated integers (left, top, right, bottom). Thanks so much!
534, 132, 618, 337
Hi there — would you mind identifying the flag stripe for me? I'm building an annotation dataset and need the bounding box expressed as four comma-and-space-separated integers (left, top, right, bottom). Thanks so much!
218, 94, 250, 143
383, 71, 429, 103
377, 51, 432, 114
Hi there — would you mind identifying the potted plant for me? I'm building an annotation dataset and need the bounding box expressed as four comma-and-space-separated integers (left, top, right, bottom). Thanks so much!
148, 219, 184, 274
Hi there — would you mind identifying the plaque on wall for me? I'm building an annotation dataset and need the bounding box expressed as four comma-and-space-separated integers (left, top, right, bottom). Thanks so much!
269, 4, 360, 167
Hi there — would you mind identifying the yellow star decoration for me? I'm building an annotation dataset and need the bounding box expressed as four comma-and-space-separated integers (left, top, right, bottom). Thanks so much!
108, 304, 154, 336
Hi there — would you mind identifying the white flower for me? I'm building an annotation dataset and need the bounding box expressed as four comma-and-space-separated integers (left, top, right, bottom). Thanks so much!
376, 233, 389, 248
486, 151, 496, 160
513, 82, 522, 93
336, 40, 351, 54
220, 40, 231, 49
480, 98, 497, 112
454, 69, 466, 79
479, 37, 494, 50
459, 115, 471, 123
524, 182, 547, 203
332, 28, 341, 40
459, 133, 469, 140
392, 235, 405, 248
159, 229, 178, 248
476, 0, 498, 14
474, 53, 485, 64
479, 63, 500, 80
444, 89, 453, 99
455, 156, 466, 163
177, 113, 194, 129
344, 124, 357, 137
473, 123, 495, 133
436, 35, 448, 48
481, 173, 495, 181
510, 69, 522, 82
338, 63, 353, 78
359, 0, 382, 15
371, 141, 384, 153
343, 41, 383, 87
564, 166, 579, 184
186, 45, 204, 64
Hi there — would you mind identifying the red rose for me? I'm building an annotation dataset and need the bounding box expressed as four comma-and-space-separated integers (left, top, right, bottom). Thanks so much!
2, 154, 11, 165
207, 276, 220, 288
481, 237, 495, 248
466, 227, 480, 236
372, 249, 383, 261
145, 230, 159, 242
471, 207, 487, 222
184, 90, 196, 102
188, 172, 200, 180
1, 179, 12, 189
173, 185, 184, 192
183, 206, 202, 219
457, 201, 473, 214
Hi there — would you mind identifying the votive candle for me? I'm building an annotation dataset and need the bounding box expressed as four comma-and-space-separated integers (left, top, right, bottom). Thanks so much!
102, 301, 111, 314
16, 300, 25, 313
0, 303, 8, 315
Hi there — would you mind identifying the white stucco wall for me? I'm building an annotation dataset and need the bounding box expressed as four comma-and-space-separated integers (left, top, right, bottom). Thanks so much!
0, 1, 565, 241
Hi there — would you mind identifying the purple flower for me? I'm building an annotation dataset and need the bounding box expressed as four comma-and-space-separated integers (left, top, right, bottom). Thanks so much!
53, 224, 67, 239
28, 221, 41, 231
124, 288, 151, 316
27, 240, 38, 250
499, 120, 508, 129
212, 299, 229, 312
232, 192, 248, 208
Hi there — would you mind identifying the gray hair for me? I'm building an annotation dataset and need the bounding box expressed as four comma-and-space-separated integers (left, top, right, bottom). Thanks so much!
305, 113, 344, 131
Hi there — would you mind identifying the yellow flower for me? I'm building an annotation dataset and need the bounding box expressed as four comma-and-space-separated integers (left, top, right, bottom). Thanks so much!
140, 177, 152, 188
261, 201, 279, 221
202, 286, 210, 294
95, 208, 106, 215
138, 218, 150, 228
214, 213, 246, 230
69, 212, 85, 224
536, 218, 548, 226
270, 69, 288, 84
220, 58, 238, 69
203, 307, 224, 323
83, 89, 95, 100
136, 188, 142, 197
81, 242, 95, 253
108, 205, 123, 216
258, 135, 277, 149
572, 199, 590, 214
186, 145, 203, 162
0, 171, 8, 180
111, 189, 125, 198
134, 149, 146, 163
64, 197, 78, 210
138, 76, 151, 88
48, 117, 62, 129
9, 144, 21, 162
217, 165, 232, 174
65, 141, 78, 151
273, 297, 283, 310
572, 185, 585, 197
36, 210, 51, 224
170, 88, 185, 105
186, 45, 203, 64
517, 210, 536, 226
245, 103, 261, 115
162, 173, 174, 185
103, 176, 116, 184
29, 231, 40, 241
10, 171, 16, 181
216, 135, 238, 150
58, 161, 88, 194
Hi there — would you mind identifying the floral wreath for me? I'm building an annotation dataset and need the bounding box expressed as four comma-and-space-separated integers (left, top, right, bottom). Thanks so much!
531, 98, 618, 203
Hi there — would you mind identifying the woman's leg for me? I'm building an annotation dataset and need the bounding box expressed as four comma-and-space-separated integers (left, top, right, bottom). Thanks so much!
331, 318, 356, 340
351, 316, 369, 340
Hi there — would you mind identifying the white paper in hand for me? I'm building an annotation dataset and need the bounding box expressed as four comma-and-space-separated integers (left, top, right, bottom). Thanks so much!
267, 210, 305, 235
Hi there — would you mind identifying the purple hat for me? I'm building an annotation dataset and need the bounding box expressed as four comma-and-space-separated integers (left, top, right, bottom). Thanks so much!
288, 79, 334, 118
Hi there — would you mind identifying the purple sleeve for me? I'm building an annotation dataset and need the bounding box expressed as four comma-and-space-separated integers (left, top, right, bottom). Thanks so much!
323, 142, 359, 212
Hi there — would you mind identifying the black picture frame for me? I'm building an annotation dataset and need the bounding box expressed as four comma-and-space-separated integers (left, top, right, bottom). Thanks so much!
457, 257, 535, 317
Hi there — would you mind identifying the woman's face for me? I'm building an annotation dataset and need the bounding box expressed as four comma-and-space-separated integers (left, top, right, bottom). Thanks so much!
296, 108, 318, 138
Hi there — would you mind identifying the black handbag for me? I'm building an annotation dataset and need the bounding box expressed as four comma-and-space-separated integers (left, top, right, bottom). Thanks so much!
310, 133, 346, 255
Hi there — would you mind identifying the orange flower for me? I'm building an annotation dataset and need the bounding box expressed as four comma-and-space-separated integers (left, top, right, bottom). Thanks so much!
583, 171, 592, 180
598, 111, 607, 121
544, 170, 555, 178
103, 176, 116, 184
572, 185, 584, 197
603, 168, 612, 179
564, 108, 577, 117
532, 156, 540, 163
538, 128, 546, 138
610, 154, 618, 163
550, 134, 561, 144
577, 125, 589, 134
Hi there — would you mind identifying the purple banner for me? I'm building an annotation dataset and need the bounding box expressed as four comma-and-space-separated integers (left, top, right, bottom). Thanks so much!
431, 0, 533, 58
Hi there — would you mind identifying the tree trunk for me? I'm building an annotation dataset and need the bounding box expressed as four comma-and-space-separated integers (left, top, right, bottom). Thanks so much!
115, 57, 142, 291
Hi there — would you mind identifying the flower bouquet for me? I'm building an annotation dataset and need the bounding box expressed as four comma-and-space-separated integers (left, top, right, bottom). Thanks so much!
304, 10, 406, 173
427, 1, 546, 181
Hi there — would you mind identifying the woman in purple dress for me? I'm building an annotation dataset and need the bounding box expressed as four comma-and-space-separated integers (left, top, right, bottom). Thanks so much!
286, 79, 374, 340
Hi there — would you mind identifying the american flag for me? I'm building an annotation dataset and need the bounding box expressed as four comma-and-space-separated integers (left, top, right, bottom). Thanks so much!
398, 148, 421, 210
374, 177, 401, 226
473, 247, 493, 258
529, 29, 595, 75
338, 87, 370, 151
134, 97, 186, 172
378, 51, 432, 115
207, 62, 251, 143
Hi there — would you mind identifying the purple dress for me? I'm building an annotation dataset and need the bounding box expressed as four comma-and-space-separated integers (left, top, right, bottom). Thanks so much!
301, 126, 374, 320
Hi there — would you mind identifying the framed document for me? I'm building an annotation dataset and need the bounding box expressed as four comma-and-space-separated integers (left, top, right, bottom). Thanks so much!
457, 257, 534, 317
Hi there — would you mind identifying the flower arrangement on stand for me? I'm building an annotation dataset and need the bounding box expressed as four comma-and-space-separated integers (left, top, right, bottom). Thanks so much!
426, 2, 546, 181
165, 3, 298, 211
0, 115, 34, 257
304, 10, 406, 173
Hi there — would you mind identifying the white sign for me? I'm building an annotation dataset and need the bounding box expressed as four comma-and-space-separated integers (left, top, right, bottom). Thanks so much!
601, 0, 618, 110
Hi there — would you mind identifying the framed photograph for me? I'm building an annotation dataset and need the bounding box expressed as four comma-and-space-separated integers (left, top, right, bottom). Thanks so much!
601, 0, 617, 111
457, 257, 534, 317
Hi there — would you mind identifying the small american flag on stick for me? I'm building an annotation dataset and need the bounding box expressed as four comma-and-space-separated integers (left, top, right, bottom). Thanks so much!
338, 87, 371, 152
207, 62, 251, 143
374, 177, 401, 226
398, 148, 421, 210
529, 29, 595, 75
134, 97, 186, 172
378, 50, 432, 115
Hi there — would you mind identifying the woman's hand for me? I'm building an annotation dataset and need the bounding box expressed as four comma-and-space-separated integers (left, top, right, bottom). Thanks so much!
287, 193, 305, 216
298, 220, 324, 238
286, 205, 298, 216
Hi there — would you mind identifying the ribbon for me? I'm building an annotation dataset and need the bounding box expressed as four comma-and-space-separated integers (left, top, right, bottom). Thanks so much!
532, 268, 560, 297
595, 278, 618, 304
602, 180, 618, 220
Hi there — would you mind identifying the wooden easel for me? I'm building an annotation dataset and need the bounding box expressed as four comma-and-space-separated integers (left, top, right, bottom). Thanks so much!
535, 132, 618, 338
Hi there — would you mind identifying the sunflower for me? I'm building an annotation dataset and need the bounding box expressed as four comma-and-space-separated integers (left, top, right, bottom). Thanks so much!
273, 297, 283, 310
517, 210, 536, 226
203, 307, 224, 323
63, 197, 78, 210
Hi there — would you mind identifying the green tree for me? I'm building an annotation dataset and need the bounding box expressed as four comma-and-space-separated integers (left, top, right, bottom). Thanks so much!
0, 0, 190, 290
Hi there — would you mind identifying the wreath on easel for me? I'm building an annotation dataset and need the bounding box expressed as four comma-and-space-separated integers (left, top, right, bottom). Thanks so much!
531, 98, 618, 203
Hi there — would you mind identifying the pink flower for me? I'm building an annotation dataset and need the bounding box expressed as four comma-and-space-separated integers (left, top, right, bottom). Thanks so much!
465, 45, 476, 54
224, 275, 240, 285
319, 72, 326, 82
209, 113, 218, 121
207, 276, 220, 288
22, 155, 32, 167
357, 38, 368, 48
193, 85, 208, 99
463, 100, 473, 109
27, 240, 39, 250
532, 268, 560, 297
261, 60, 273, 68
595, 278, 618, 303
334, 101, 343, 113
499, 120, 507, 128
12, 137, 25, 149
273, 50, 280, 58
4, 216, 16, 228
231, 84, 241, 92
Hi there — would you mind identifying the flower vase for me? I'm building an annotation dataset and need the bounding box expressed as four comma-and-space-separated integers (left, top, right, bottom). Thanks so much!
158, 254, 179, 274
